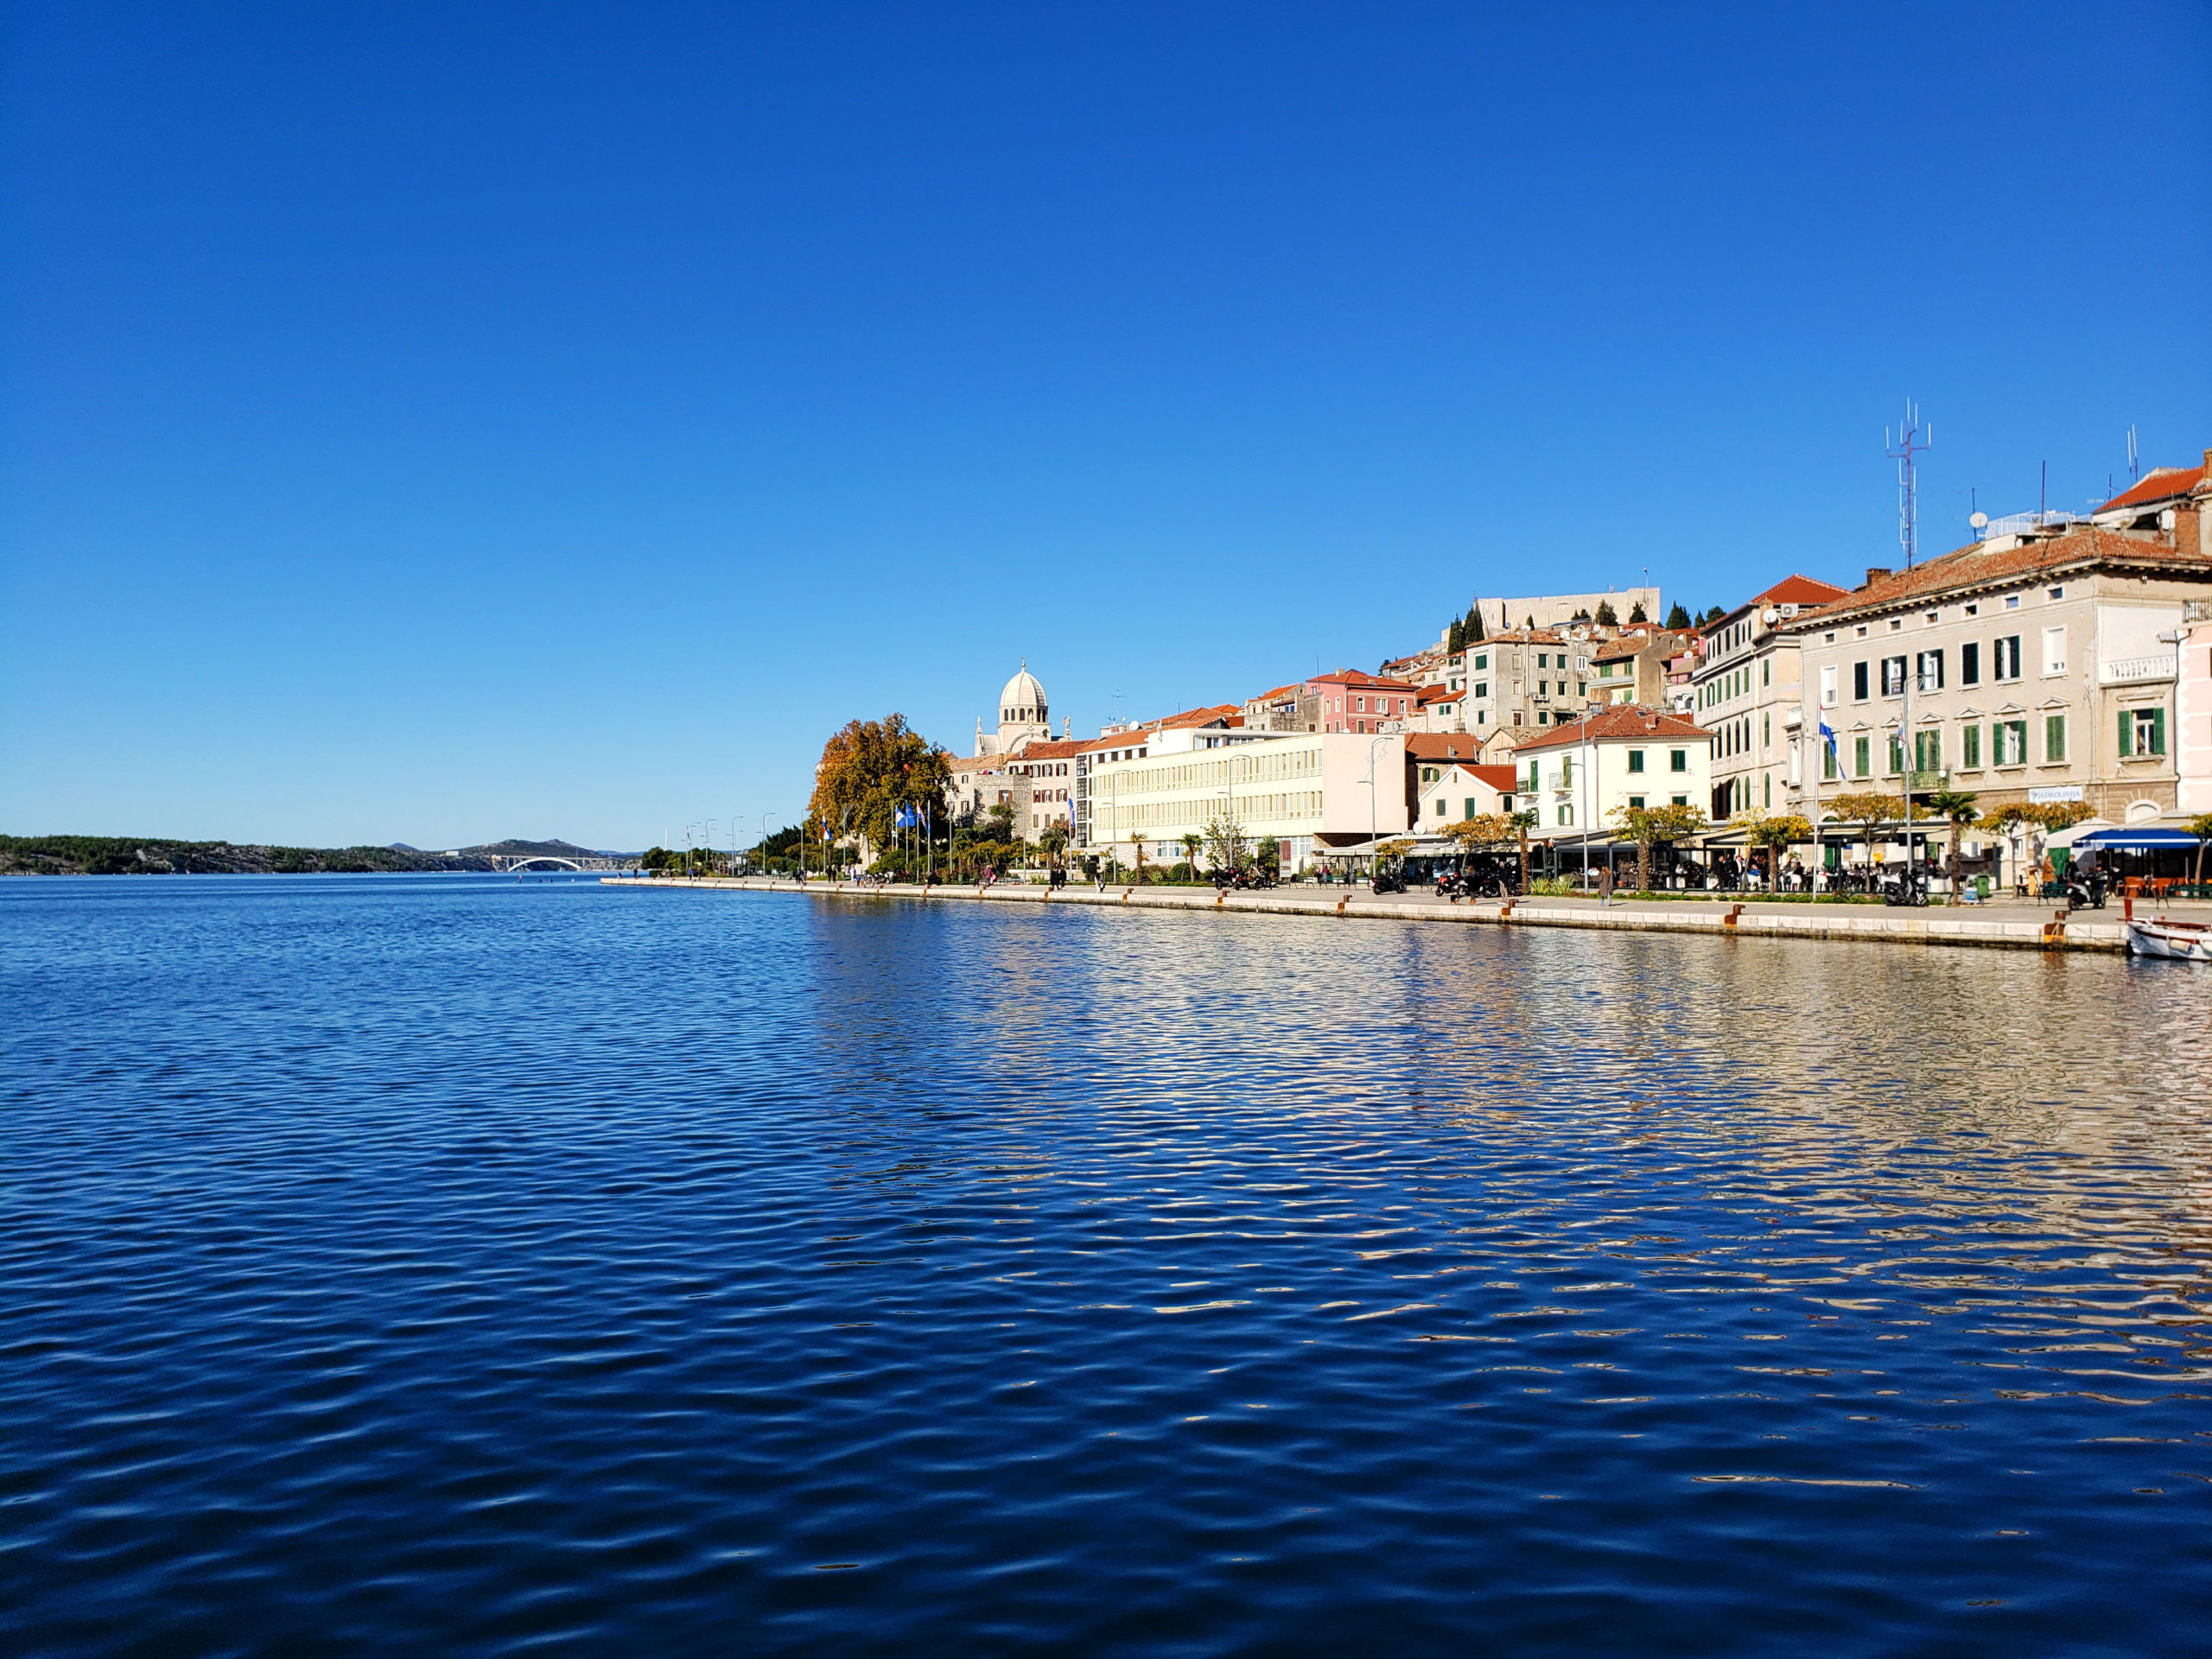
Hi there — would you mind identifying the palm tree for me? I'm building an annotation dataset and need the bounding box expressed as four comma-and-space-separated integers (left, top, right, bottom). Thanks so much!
1180, 831, 1203, 880
1926, 787, 1980, 905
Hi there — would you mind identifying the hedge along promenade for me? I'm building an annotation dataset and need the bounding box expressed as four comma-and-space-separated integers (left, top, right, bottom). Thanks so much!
604, 874, 2128, 955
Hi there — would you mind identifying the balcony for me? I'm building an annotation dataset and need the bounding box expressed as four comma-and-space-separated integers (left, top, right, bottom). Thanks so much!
2098, 653, 2177, 686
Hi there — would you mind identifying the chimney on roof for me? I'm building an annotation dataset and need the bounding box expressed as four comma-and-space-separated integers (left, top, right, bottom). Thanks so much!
1864, 567, 1891, 588
2202, 448, 2211, 472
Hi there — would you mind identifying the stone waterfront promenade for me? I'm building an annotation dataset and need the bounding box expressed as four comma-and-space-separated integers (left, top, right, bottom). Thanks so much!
602, 874, 2165, 954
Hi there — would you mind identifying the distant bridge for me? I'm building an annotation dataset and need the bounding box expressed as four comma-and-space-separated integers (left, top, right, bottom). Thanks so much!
487, 854, 633, 874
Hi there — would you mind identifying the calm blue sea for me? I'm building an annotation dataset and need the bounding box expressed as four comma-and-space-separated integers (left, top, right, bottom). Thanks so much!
3, 874, 2208, 1656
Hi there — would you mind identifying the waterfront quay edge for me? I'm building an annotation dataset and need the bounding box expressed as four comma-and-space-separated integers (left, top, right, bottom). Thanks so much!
602, 876, 2127, 953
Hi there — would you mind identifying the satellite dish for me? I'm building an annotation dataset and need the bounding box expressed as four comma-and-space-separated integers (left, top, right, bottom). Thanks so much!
1761, 607, 1779, 626
1969, 512, 1989, 529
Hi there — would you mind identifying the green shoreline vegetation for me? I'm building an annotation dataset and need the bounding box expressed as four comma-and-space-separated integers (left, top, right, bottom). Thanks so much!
0, 836, 617, 876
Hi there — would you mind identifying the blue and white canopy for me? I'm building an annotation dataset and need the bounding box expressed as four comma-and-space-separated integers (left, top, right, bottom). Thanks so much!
2072, 826, 2205, 851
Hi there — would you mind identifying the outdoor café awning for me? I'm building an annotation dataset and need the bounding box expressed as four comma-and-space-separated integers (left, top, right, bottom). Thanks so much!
2072, 827, 2206, 852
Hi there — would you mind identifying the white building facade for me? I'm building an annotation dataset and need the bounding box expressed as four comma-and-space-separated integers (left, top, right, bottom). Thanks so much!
1086, 730, 1409, 871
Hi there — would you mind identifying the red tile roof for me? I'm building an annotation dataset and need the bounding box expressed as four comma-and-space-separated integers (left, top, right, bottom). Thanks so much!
2097, 460, 2209, 515
1403, 734, 1489, 764
1248, 682, 1306, 704
1309, 670, 1420, 690
1415, 683, 1456, 704
1753, 573, 1852, 607
1786, 525, 2210, 626
1430, 762, 1521, 793
1513, 706, 1712, 753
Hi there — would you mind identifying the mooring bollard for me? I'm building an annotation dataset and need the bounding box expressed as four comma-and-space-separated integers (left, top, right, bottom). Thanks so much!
2044, 907, 2069, 946
1724, 904, 1744, 929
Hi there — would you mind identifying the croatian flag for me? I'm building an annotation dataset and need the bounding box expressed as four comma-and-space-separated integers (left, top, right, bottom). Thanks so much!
1818, 718, 1840, 771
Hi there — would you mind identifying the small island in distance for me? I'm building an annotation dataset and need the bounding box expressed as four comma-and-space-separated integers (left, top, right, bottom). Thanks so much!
0, 836, 637, 876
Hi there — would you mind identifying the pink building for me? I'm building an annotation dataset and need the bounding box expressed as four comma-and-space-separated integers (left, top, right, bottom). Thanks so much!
1306, 670, 1419, 734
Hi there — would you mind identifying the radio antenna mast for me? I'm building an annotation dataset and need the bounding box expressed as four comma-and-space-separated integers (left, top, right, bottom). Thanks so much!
1885, 402, 1931, 569
2126, 424, 2139, 485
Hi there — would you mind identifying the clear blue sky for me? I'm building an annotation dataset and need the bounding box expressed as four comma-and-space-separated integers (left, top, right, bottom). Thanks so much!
4, 3, 2206, 849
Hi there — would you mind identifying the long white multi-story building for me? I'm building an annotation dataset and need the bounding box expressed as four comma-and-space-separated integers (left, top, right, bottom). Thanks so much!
1086, 728, 1409, 872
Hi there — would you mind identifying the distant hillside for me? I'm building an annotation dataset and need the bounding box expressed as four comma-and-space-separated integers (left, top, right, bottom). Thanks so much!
0, 835, 635, 875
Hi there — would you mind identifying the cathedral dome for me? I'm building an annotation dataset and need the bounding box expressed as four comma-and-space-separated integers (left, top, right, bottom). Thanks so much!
999, 662, 1047, 724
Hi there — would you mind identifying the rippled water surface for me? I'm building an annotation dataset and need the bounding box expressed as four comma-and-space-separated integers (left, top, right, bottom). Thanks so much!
4, 875, 2209, 1655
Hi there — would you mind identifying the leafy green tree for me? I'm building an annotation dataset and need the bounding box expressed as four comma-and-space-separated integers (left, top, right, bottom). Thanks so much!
809, 714, 954, 860
1665, 601, 1691, 630
1629, 601, 1648, 623
1594, 601, 1618, 626
1203, 814, 1250, 875
1612, 800, 1709, 892
1830, 791, 1896, 876
1465, 605, 1486, 644
2188, 812, 2212, 893
1446, 616, 1466, 654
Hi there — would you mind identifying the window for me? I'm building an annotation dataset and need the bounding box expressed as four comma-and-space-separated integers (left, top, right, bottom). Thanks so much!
1886, 734, 1904, 776
2005, 594, 2020, 610
1820, 664, 1838, 708
1822, 741, 1838, 780
1536, 652, 1548, 668
1995, 720, 2027, 766
1669, 749, 1688, 772
1464, 798, 1476, 818
2047, 586, 2064, 601
1761, 711, 1770, 748
1961, 723, 1981, 769
1628, 749, 1645, 773
1853, 661, 1869, 701
1474, 654, 1487, 671
1881, 656, 1907, 696
1560, 755, 1574, 787
1994, 636, 2021, 680
2041, 626, 2066, 676
1421, 766, 1439, 783
1432, 798, 1446, 817
1764, 774, 1771, 807
1474, 683, 1488, 699
1524, 760, 1539, 791
1853, 734, 1871, 777
2120, 707, 2167, 758
2044, 713, 2067, 763
1961, 641, 1980, 686
1763, 659, 1770, 687
1964, 602, 1979, 617
1914, 729, 1940, 772
1356, 696, 1367, 713
1672, 795, 1688, 807
1629, 794, 1646, 810
1916, 650, 1943, 692
1558, 804, 1574, 827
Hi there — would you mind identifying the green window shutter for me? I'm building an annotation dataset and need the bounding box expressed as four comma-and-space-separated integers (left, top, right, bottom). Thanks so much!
2120, 709, 2133, 756
2152, 707, 2166, 756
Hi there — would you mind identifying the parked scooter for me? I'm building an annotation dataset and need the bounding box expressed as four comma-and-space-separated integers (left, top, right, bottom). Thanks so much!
2063, 867, 2107, 910
1880, 866, 1932, 907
